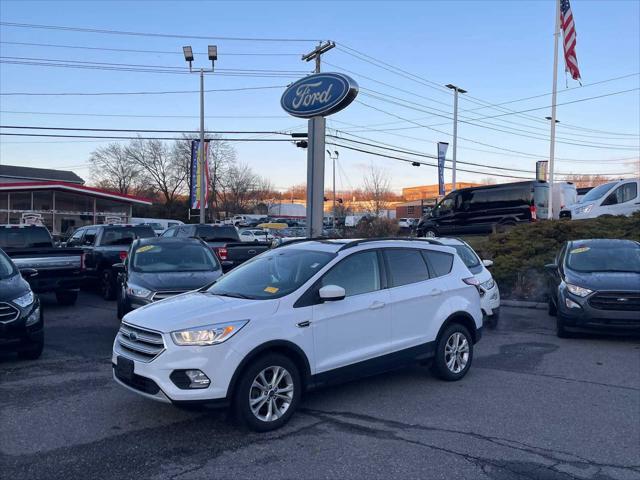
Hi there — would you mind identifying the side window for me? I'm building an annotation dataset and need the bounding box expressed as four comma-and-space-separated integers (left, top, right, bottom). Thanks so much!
67, 229, 84, 246
177, 226, 192, 237
603, 183, 637, 206
321, 251, 381, 297
83, 228, 97, 245
422, 250, 454, 277
385, 249, 430, 287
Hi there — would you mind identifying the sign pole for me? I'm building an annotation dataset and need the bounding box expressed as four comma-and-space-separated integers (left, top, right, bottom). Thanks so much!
306, 117, 326, 237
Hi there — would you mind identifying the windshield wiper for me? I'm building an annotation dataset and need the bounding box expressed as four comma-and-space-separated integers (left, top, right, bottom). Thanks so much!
214, 291, 253, 299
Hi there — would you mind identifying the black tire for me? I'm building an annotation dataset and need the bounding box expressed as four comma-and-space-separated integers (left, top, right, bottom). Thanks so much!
431, 323, 474, 381
116, 285, 131, 320
556, 314, 572, 338
233, 353, 301, 432
424, 229, 438, 238
101, 270, 116, 301
18, 339, 44, 360
548, 296, 557, 317
55, 290, 78, 306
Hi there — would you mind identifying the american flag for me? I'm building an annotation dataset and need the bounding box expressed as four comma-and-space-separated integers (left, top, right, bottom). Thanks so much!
560, 0, 581, 81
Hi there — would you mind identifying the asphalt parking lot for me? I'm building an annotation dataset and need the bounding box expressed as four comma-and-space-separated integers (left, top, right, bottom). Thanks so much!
1, 292, 639, 480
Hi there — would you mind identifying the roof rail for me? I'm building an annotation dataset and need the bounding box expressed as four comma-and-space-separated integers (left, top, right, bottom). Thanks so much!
337, 237, 442, 252
273, 237, 333, 249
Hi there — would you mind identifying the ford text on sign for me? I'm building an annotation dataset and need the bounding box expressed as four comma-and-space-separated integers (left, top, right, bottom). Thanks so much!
281, 73, 359, 118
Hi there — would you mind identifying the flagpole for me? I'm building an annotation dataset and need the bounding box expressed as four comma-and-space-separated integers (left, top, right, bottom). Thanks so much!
548, 0, 561, 220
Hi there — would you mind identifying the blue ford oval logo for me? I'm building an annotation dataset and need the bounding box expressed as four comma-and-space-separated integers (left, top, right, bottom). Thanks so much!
281, 72, 359, 118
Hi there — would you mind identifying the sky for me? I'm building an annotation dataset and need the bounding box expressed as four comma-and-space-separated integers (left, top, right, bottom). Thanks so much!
0, 0, 639, 194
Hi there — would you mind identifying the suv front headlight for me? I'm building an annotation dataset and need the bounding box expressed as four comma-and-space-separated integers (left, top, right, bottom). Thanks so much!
13, 291, 34, 308
566, 283, 592, 297
126, 284, 152, 299
574, 203, 594, 215
171, 320, 249, 346
481, 278, 496, 291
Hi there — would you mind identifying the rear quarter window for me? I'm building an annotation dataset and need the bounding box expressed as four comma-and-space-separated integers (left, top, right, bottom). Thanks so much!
422, 250, 454, 277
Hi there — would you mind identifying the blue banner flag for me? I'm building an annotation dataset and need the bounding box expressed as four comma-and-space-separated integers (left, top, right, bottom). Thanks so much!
437, 142, 449, 196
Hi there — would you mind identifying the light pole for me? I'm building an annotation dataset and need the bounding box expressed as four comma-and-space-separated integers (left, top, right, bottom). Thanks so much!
183, 45, 217, 224
326, 150, 339, 228
445, 84, 467, 192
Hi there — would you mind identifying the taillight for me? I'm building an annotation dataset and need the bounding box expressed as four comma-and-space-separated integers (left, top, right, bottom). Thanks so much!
215, 247, 228, 261
463, 277, 483, 295
119, 251, 128, 261
530, 205, 537, 221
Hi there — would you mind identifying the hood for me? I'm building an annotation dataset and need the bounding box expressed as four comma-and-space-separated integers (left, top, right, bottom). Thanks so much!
123, 291, 280, 332
129, 270, 222, 291
0, 272, 31, 302
565, 270, 640, 292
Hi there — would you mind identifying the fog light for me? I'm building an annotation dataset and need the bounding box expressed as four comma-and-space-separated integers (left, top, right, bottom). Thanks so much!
185, 370, 210, 389
25, 307, 40, 326
565, 298, 581, 309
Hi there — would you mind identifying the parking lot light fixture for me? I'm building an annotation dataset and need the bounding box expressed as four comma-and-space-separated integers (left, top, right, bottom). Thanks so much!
183, 46, 194, 69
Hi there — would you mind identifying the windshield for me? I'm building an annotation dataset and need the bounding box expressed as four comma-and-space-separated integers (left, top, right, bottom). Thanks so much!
581, 182, 616, 203
206, 248, 335, 299
0, 227, 52, 249
450, 244, 481, 270
100, 226, 155, 246
131, 242, 219, 273
566, 243, 640, 273
0, 249, 17, 279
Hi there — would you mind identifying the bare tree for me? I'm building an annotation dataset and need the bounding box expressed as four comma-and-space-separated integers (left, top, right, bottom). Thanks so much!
126, 139, 187, 205
562, 174, 613, 188
217, 162, 260, 214
362, 164, 392, 216
89, 143, 141, 195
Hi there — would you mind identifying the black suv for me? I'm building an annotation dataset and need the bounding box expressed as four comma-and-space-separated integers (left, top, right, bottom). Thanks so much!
0, 248, 44, 359
66, 224, 156, 300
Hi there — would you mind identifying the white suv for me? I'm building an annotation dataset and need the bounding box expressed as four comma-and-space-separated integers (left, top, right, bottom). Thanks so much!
112, 239, 484, 431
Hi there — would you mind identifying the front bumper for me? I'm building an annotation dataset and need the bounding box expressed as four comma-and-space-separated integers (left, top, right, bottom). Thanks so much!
112, 332, 244, 403
559, 290, 640, 329
0, 302, 43, 351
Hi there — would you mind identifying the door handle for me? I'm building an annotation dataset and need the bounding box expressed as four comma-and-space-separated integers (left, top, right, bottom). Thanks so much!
428, 288, 443, 296
369, 301, 386, 310
296, 320, 311, 328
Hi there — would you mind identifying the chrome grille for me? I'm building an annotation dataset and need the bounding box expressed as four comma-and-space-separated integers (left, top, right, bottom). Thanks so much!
152, 290, 186, 301
0, 302, 20, 324
116, 323, 165, 362
588, 292, 640, 312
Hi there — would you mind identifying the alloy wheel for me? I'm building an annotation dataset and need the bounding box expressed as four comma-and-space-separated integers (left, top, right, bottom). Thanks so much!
444, 332, 470, 373
249, 366, 294, 422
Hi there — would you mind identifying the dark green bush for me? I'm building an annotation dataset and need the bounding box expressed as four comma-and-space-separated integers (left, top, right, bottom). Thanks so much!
471, 213, 640, 301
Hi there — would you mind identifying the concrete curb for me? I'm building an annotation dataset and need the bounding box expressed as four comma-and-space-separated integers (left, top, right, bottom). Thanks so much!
502, 300, 547, 310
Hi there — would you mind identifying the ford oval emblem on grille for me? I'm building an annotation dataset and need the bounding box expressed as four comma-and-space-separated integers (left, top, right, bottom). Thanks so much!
248, 249, 256, 254
128, 332, 139, 341
617, 298, 629, 302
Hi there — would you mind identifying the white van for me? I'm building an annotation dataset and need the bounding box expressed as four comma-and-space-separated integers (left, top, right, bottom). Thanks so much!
534, 182, 578, 219
130, 218, 184, 235
564, 178, 639, 220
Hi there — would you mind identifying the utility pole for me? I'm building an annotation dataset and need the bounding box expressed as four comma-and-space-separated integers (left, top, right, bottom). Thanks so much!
301, 41, 335, 237
445, 84, 467, 192
183, 45, 217, 224
548, 0, 561, 220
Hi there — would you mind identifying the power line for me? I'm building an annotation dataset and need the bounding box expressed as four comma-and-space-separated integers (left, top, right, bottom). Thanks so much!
0, 85, 286, 96
334, 44, 640, 137
0, 133, 299, 141
328, 134, 633, 176
0, 21, 322, 42
0, 110, 290, 119
0, 40, 302, 56
0, 125, 296, 135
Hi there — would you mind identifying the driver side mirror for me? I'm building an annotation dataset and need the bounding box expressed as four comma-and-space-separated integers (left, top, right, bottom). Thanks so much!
19, 268, 38, 279
319, 285, 346, 302
481, 259, 493, 268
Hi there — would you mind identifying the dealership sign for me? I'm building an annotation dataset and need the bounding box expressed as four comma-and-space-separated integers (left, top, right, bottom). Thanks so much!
281, 73, 359, 118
